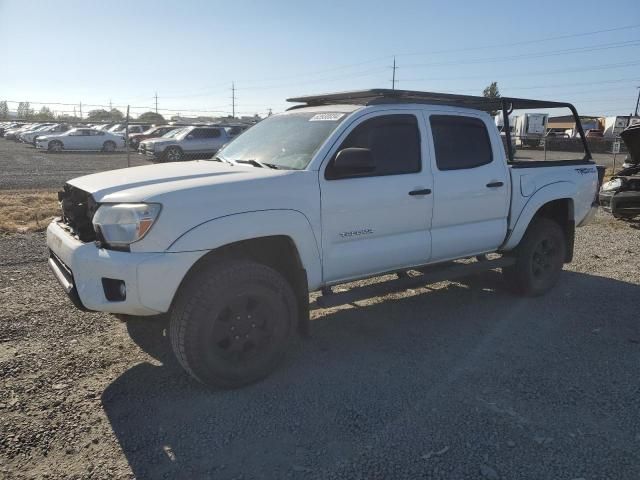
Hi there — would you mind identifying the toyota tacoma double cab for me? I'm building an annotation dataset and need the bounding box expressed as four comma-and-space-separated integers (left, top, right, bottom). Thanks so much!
47, 89, 602, 388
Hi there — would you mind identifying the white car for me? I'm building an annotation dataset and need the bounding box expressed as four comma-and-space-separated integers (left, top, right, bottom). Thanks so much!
36, 128, 126, 152
22, 124, 71, 145
47, 89, 600, 388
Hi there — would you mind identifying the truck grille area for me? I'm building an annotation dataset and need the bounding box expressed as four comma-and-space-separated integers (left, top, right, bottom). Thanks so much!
57, 185, 97, 242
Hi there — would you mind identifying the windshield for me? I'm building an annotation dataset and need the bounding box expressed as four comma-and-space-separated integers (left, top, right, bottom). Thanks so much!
215, 112, 347, 170
162, 127, 185, 138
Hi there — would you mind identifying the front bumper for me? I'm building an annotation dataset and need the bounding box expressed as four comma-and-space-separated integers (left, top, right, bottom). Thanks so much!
46, 221, 204, 316
599, 190, 640, 216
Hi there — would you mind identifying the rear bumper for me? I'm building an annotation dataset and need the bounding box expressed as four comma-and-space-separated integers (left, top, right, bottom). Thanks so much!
46, 221, 205, 316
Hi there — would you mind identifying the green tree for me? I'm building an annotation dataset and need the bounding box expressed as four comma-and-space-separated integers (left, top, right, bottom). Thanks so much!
0, 101, 9, 119
87, 108, 124, 122
35, 106, 55, 121
87, 109, 111, 122
17, 102, 34, 119
482, 82, 501, 116
137, 111, 166, 124
109, 108, 124, 121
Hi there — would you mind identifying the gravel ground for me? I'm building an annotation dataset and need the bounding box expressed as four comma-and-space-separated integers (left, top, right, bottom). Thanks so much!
1, 211, 639, 480
0, 139, 149, 190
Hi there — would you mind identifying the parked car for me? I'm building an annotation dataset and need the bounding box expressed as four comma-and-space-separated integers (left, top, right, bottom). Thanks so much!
110, 124, 151, 136
5, 123, 46, 140
36, 128, 126, 152
585, 129, 604, 138
141, 125, 231, 161
22, 124, 71, 144
129, 125, 179, 149
0, 122, 26, 136
93, 124, 115, 131
138, 127, 185, 155
47, 89, 601, 388
599, 124, 640, 218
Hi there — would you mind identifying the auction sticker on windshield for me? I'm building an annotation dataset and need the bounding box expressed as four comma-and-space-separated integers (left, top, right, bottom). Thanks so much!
309, 113, 345, 121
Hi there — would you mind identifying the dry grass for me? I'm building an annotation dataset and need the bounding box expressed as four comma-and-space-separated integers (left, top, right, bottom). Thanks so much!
0, 190, 60, 233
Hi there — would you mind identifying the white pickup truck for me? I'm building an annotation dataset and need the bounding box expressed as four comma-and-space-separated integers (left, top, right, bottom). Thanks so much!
47, 89, 601, 388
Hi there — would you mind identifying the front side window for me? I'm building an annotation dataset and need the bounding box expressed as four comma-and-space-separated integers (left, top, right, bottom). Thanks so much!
325, 114, 421, 179
430, 115, 492, 170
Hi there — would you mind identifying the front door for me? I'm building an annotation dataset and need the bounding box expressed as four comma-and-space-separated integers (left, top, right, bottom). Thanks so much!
320, 111, 434, 283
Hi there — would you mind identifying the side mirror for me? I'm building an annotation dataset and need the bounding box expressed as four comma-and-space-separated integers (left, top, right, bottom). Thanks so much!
333, 147, 375, 175
186, 134, 194, 140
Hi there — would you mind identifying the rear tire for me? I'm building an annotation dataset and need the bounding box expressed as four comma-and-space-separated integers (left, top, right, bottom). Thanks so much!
170, 259, 297, 388
502, 218, 566, 296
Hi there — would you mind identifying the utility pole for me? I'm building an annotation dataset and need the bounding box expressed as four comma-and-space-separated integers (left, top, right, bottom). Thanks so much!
634, 86, 640, 117
109, 99, 112, 111
79, 101, 82, 119
231, 82, 236, 118
391, 56, 397, 90
154, 92, 158, 113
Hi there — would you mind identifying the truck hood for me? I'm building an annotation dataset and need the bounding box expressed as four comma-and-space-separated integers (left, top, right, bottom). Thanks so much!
67, 160, 285, 202
621, 125, 640, 164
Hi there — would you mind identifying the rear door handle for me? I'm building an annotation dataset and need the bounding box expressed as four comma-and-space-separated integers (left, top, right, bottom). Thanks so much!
408, 188, 432, 196
486, 181, 504, 188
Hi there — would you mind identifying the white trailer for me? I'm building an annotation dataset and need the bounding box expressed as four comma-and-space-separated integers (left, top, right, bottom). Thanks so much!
603, 116, 629, 138
514, 113, 548, 147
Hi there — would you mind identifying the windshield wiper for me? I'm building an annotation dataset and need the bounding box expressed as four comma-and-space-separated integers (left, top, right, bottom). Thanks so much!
235, 159, 286, 170
236, 159, 267, 168
213, 155, 234, 165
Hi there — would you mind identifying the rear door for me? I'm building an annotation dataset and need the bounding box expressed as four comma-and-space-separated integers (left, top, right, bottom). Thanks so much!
201, 128, 225, 153
320, 111, 434, 283
65, 129, 92, 149
426, 112, 509, 261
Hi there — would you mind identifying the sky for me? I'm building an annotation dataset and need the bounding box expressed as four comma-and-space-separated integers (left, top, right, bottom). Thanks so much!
0, 0, 639, 119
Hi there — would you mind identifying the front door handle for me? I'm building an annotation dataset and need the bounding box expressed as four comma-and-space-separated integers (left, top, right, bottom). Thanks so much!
408, 188, 432, 196
486, 181, 504, 188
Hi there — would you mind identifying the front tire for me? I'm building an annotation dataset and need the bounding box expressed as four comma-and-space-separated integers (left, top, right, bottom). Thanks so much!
170, 259, 297, 388
164, 146, 183, 162
102, 140, 116, 152
503, 218, 566, 296
48, 140, 63, 152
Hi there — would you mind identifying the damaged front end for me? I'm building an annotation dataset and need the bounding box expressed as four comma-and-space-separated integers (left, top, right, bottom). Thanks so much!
599, 124, 640, 218
599, 164, 640, 218
57, 184, 98, 242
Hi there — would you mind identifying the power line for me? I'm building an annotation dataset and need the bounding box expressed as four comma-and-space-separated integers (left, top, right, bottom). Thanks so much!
401, 60, 640, 83
403, 39, 640, 69
397, 23, 640, 57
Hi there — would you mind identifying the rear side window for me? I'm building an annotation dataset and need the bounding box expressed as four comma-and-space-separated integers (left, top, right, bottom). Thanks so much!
203, 128, 221, 138
430, 115, 492, 170
326, 114, 421, 179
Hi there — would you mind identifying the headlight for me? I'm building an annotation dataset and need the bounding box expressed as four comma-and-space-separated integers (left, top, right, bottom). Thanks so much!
92, 203, 161, 247
601, 178, 622, 192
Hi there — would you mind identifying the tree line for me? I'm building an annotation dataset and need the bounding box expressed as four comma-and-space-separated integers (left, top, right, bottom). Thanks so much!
0, 100, 166, 123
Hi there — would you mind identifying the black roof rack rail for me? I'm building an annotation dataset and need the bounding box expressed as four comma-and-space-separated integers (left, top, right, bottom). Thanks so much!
285, 89, 591, 162
286, 89, 572, 111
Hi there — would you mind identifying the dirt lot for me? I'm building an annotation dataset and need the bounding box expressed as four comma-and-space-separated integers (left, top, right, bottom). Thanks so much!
1, 140, 639, 479
0, 139, 149, 190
